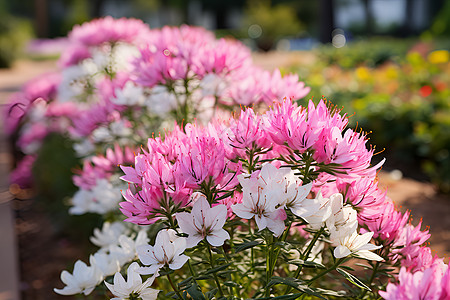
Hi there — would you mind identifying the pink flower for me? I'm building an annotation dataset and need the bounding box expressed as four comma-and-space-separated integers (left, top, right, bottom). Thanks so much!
261, 69, 310, 105
120, 181, 165, 225
380, 264, 449, 300
226, 108, 270, 154
73, 144, 136, 190
264, 99, 319, 152
9, 155, 36, 188
58, 45, 91, 67
68, 17, 151, 47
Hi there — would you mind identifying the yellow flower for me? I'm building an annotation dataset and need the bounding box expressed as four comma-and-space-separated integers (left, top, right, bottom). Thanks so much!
428, 50, 449, 64
355, 67, 371, 82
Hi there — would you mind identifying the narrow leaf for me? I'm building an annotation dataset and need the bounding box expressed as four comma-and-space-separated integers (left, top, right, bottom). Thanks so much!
234, 240, 262, 253
205, 263, 232, 275
337, 268, 371, 291
187, 283, 206, 300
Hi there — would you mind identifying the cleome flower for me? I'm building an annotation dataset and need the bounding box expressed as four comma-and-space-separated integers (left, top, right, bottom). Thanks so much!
137, 229, 189, 275
232, 163, 289, 237
105, 262, 160, 300
54, 260, 103, 296
333, 231, 383, 261
175, 193, 230, 248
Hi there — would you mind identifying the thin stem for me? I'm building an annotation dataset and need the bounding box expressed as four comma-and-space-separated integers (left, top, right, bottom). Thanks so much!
284, 227, 324, 295
265, 234, 272, 297
307, 258, 344, 286
167, 273, 184, 300
359, 261, 380, 299
248, 219, 255, 272
207, 243, 225, 298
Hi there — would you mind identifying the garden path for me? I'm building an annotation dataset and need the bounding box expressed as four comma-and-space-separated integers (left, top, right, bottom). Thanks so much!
0, 59, 58, 300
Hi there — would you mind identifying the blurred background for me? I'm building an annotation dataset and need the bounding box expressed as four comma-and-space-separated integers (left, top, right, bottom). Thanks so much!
0, 0, 449, 299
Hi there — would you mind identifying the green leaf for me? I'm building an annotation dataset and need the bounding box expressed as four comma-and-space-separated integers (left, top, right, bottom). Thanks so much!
287, 259, 326, 269
195, 275, 214, 281
234, 240, 263, 253
338, 265, 355, 271
336, 268, 371, 291
315, 288, 347, 297
205, 263, 232, 275
267, 276, 326, 299
178, 276, 193, 287
223, 281, 241, 288
187, 283, 206, 300
355, 263, 373, 270
254, 293, 304, 300
205, 288, 217, 300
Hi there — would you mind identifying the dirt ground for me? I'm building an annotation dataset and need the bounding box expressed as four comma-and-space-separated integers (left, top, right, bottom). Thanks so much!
1, 55, 449, 299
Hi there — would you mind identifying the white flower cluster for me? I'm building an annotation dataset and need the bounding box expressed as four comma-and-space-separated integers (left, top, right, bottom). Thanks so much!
232, 163, 383, 261
54, 222, 150, 297
69, 176, 128, 215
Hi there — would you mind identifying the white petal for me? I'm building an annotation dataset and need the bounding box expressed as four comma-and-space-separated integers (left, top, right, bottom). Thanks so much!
267, 218, 285, 237
186, 233, 203, 248
334, 245, 351, 258
353, 232, 374, 250
169, 254, 189, 270
231, 203, 254, 219
206, 229, 230, 247
175, 212, 197, 236
354, 250, 383, 261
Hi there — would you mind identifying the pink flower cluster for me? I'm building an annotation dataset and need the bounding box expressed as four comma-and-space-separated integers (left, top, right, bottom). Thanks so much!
73, 144, 136, 190
4, 17, 310, 189
380, 264, 450, 299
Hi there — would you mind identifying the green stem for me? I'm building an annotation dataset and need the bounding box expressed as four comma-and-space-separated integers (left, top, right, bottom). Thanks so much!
307, 258, 344, 286
359, 261, 380, 299
265, 234, 275, 297
268, 222, 292, 280
167, 273, 184, 300
207, 243, 225, 298
284, 227, 324, 295
248, 219, 255, 272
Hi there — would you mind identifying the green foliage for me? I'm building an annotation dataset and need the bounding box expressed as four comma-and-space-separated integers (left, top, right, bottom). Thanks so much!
0, 14, 33, 68
243, 0, 304, 51
316, 37, 414, 69
32, 133, 101, 236
293, 39, 450, 192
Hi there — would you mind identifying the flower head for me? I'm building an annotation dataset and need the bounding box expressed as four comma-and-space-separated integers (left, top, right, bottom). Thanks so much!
105, 262, 160, 300
176, 194, 230, 248
137, 229, 189, 275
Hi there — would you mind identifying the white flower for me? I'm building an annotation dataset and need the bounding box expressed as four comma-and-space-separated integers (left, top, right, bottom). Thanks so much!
326, 193, 358, 241
105, 262, 160, 300
112, 81, 146, 106
270, 170, 318, 218
73, 139, 95, 157
145, 85, 178, 117
90, 178, 126, 214
90, 221, 128, 249
69, 189, 95, 215
54, 260, 103, 296
90, 252, 120, 277
302, 191, 332, 230
199, 73, 227, 97
92, 126, 113, 142
333, 231, 383, 261
137, 229, 189, 275
70, 178, 127, 215
232, 164, 288, 237
176, 194, 230, 248
109, 230, 149, 266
